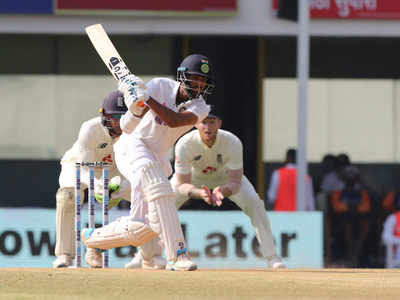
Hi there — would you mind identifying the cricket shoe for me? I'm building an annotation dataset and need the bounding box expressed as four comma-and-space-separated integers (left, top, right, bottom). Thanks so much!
166, 248, 197, 271
85, 248, 103, 268
268, 255, 286, 269
53, 254, 73, 268
125, 251, 166, 270
81, 228, 103, 268
143, 255, 167, 270
125, 251, 142, 269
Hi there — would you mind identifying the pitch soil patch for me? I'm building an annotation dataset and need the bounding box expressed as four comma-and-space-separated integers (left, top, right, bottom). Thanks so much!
0, 268, 399, 300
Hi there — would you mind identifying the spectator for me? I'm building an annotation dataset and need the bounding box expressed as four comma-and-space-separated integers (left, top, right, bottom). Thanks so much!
381, 195, 400, 267
314, 154, 337, 266
267, 148, 315, 211
330, 165, 371, 267
320, 153, 351, 194
382, 189, 400, 215
315, 154, 337, 211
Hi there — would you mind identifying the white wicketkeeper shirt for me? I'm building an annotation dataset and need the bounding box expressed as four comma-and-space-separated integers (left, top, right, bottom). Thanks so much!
59, 117, 121, 188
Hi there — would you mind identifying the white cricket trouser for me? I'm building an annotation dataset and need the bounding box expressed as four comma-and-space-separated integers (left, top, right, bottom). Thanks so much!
114, 137, 172, 222
115, 137, 188, 261
170, 174, 277, 258
115, 139, 151, 221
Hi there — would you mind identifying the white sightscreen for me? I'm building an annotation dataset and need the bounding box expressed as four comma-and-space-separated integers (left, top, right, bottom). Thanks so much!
263, 78, 396, 163
0, 75, 170, 159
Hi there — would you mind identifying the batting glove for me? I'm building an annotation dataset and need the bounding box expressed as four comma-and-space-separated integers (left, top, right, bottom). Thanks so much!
118, 75, 149, 115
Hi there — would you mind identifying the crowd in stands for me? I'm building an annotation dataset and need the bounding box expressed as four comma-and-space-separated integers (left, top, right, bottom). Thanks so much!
267, 148, 400, 268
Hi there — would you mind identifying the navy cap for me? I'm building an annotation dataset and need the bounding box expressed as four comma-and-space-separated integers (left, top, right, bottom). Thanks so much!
101, 91, 128, 115
207, 106, 221, 119
178, 54, 213, 78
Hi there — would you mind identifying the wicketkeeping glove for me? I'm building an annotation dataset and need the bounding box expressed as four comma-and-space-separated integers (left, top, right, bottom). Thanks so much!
95, 176, 123, 209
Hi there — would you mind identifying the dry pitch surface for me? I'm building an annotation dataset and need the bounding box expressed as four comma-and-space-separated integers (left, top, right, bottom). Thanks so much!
1, 268, 399, 300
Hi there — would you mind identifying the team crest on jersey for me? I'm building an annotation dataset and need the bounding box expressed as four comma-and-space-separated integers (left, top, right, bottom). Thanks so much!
193, 155, 201, 161
217, 154, 223, 164
98, 143, 108, 149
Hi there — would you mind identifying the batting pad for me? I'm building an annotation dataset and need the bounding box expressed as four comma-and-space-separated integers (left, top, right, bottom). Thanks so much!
55, 187, 77, 257
142, 162, 186, 261
84, 216, 158, 249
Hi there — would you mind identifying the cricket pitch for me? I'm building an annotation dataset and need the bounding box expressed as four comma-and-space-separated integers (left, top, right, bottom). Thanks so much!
1, 268, 399, 300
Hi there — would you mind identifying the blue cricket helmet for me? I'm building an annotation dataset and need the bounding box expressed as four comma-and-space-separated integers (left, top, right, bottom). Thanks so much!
177, 54, 215, 99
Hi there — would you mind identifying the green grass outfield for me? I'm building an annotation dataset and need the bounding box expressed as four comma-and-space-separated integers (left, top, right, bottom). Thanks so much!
1, 268, 399, 300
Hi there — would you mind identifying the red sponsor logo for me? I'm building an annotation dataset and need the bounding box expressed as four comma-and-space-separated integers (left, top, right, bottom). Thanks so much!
102, 154, 113, 163
202, 166, 216, 174
272, 0, 400, 19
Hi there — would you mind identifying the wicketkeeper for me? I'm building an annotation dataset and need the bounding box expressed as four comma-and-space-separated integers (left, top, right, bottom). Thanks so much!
53, 91, 135, 268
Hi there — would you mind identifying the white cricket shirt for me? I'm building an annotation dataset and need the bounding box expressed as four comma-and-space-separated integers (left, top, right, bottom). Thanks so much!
59, 117, 120, 187
117, 78, 210, 156
174, 129, 243, 180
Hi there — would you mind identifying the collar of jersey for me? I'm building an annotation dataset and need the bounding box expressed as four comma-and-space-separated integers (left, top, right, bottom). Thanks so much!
101, 124, 117, 142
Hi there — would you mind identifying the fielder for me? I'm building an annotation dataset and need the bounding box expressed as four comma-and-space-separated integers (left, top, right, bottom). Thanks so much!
81, 54, 214, 271
126, 110, 286, 269
53, 91, 134, 268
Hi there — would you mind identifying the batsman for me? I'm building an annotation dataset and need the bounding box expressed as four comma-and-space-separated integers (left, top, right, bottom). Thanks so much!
81, 54, 214, 271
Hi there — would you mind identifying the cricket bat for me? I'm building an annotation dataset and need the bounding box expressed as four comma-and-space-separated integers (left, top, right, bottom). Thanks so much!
85, 23, 144, 106
85, 23, 131, 81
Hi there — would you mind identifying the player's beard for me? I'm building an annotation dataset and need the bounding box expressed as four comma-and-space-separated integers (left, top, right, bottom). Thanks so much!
176, 84, 190, 105
201, 131, 217, 147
